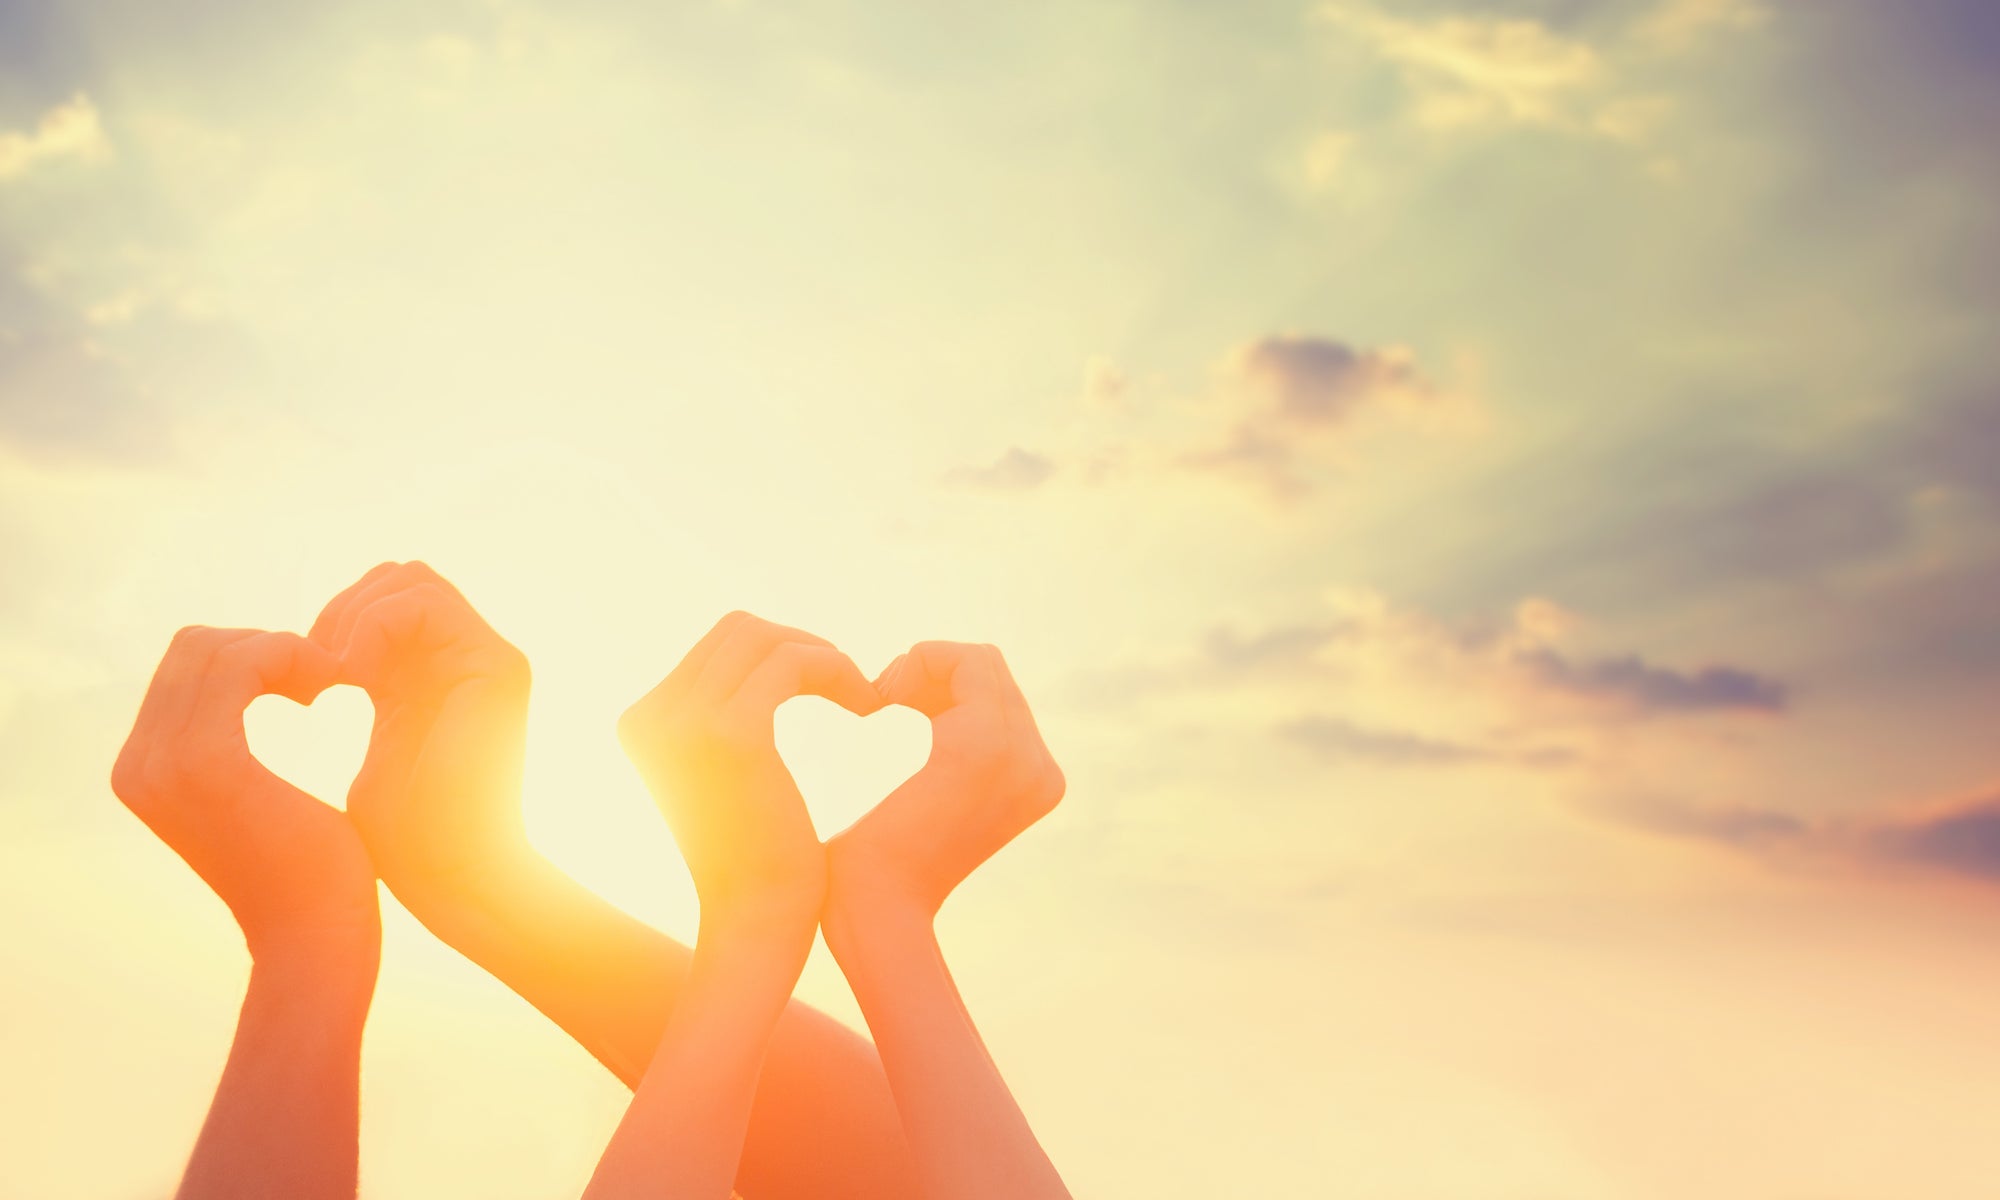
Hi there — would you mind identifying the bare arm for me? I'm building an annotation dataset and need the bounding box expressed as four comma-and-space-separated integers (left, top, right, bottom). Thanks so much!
315, 564, 917, 1199
178, 939, 378, 1200
586, 614, 878, 1197
826, 642, 1073, 1200
111, 627, 383, 1200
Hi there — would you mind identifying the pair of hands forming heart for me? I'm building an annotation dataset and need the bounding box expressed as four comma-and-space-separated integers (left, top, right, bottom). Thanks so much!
110, 559, 1076, 1200
112, 560, 1066, 966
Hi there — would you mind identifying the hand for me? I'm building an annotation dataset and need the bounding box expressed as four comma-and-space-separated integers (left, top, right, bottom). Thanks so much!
309, 561, 533, 902
827, 642, 1064, 920
111, 627, 380, 959
618, 612, 880, 933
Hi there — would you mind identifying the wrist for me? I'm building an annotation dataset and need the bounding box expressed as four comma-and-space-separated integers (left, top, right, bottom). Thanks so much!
698, 887, 821, 955
247, 921, 382, 1000
820, 870, 936, 969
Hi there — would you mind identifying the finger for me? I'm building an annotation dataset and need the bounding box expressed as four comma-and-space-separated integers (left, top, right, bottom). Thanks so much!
323, 560, 470, 658
116, 627, 258, 786
338, 583, 454, 691
192, 631, 340, 726
724, 642, 882, 728
871, 653, 909, 698
878, 640, 1002, 718
153, 627, 264, 736
646, 611, 754, 706
685, 615, 834, 709
323, 563, 421, 656
978, 643, 1044, 739
307, 562, 402, 647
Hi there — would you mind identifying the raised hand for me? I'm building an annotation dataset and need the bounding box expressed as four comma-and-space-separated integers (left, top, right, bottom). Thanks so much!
311, 569, 922, 1199
585, 614, 880, 1199
112, 627, 380, 1200
827, 641, 1065, 918
821, 640, 1072, 1200
112, 625, 376, 954
617, 610, 881, 931
309, 561, 533, 899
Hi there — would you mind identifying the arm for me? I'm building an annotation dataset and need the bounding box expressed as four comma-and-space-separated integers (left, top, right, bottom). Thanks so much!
586, 613, 878, 1198
178, 937, 378, 1200
825, 642, 1073, 1200
313, 564, 916, 1199
111, 627, 383, 1200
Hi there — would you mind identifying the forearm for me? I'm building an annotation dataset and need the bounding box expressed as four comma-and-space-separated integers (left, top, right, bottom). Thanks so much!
825, 892, 1070, 1200
584, 910, 814, 1200
397, 849, 921, 1199
177, 935, 379, 1200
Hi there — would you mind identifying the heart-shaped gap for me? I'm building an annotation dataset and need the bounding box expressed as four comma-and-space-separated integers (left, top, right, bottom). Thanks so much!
775, 696, 932, 838
244, 684, 374, 809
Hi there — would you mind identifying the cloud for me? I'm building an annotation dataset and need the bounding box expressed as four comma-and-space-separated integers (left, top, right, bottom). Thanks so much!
1592, 787, 2000, 890
1588, 792, 1809, 848
1282, 715, 1576, 770
942, 445, 1058, 492
1166, 590, 1787, 719
948, 336, 1458, 501
1081, 355, 1128, 411
1637, 0, 1770, 52
1516, 647, 1787, 713
0, 94, 109, 181
1867, 792, 2000, 882
1183, 336, 1453, 500
1321, 5, 1603, 130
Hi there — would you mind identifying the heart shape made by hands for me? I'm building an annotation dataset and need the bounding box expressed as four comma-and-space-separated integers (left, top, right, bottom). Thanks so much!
244, 680, 933, 838
244, 685, 375, 810
775, 695, 933, 838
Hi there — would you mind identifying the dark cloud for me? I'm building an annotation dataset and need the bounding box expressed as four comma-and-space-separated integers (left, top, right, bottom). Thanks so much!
1587, 792, 1811, 848
942, 446, 1057, 492
1183, 336, 1448, 500
1282, 715, 1576, 770
1869, 794, 2000, 882
1589, 788, 2000, 889
1518, 647, 1788, 714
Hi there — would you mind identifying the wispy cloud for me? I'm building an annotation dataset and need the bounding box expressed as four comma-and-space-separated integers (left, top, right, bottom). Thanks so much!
1320, 4, 1605, 130
942, 445, 1058, 492
1637, 0, 1770, 53
1182, 336, 1456, 500
947, 335, 1464, 501
1282, 714, 1576, 770
0, 95, 109, 181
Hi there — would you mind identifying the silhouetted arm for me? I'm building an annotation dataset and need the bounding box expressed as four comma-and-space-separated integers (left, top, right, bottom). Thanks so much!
177, 938, 378, 1200
314, 565, 917, 1199
585, 613, 878, 1198
111, 627, 383, 1200
826, 642, 1072, 1200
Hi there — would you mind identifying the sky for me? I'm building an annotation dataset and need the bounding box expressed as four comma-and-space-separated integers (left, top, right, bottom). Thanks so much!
3, 0, 2000, 1195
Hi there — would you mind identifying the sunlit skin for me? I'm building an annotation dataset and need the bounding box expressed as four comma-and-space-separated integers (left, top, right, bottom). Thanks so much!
108, 568, 1074, 1199
110, 628, 380, 1200
310, 563, 918, 1199
825, 641, 1072, 1200
585, 613, 881, 1198
588, 618, 1072, 1199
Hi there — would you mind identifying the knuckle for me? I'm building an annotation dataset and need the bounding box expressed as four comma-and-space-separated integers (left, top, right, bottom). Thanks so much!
492, 641, 531, 687
109, 751, 145, 802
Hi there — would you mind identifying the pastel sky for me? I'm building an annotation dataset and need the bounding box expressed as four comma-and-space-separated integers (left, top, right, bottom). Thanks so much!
4, 0, 1999, 1195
